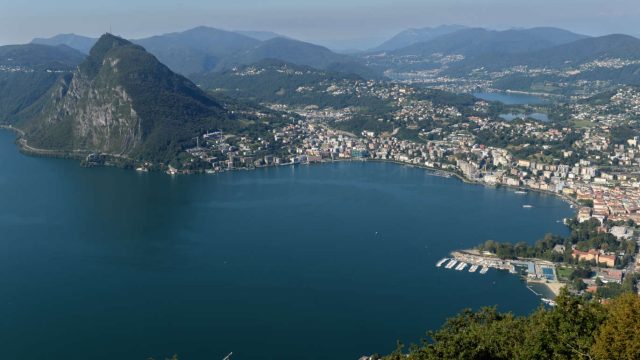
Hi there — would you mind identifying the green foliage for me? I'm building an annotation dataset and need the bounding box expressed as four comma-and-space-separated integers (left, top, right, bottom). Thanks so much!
19, 34, 287, 164
592, 293, 640, 360
382, 290, 626, 360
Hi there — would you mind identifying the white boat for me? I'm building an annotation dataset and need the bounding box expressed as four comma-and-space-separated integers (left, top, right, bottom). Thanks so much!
479, 266, 489, 274
469, 264, 479, 273
522, 204, 533, 208
455, 262, 468, 271
542, 298, 557, 307
514, 190, 527, 194
445, 259, 457, 269
436, 258, 449, 267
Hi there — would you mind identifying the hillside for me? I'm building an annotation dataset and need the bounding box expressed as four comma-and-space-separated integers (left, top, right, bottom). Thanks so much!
381, 291, 640, 360
31, 33, 97, 54
234, 30, 287, 41
372, 25, 468, 52
18, 34, 266, 163
195, 59, 374, 107
393, 27, 588, 57
0, 43, 85, 123
214, 37, 381, 79
0, 43, 85, 70
133, 26, 261, 76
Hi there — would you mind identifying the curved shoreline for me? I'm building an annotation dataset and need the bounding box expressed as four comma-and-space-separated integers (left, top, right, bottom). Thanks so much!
0, 126, 580, 211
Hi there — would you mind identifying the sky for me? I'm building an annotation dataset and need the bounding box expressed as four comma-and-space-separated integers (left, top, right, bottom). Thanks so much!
1, 0, 639, 49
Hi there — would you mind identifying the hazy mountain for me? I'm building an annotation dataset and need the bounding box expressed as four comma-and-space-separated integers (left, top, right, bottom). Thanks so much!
393, 27, 589, 57
18, 34, 245, 162
234, 30, 288, 41
449, 34, 640, 74
0, 44, 85, 123
215, 37, 382, 79
373, 25, 468, 52
194, 59, 365, 105
133, 26, 261, 75
31, 33, 98, 54
0, 43, 85, 70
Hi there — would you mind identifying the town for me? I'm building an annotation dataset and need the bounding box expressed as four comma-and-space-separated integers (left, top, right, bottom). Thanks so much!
152, 73, 640, 301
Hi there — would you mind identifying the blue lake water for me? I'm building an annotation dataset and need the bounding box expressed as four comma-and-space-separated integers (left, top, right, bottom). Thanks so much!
0, 130, 573, 359
474, 92, 548, 105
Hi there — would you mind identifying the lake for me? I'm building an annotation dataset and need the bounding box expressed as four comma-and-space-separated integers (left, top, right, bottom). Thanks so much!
473, 91, 548, 105
0, 130, 573, 360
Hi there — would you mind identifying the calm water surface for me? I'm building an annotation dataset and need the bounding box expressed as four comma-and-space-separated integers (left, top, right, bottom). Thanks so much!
0, 130, 573, 359
474, 91, 548, 105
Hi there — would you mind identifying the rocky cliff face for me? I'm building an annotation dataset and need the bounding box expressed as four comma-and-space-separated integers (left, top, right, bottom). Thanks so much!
41, 56, 142, 154
21, 33, 231, 162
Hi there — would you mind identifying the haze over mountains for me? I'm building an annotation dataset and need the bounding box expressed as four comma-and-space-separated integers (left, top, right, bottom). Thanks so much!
372, 25, 469, 52
26, 25, 640, 79
29, 27, 376, 78
390, 27, 589, 57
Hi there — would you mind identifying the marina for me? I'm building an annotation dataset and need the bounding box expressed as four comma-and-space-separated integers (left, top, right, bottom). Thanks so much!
436, 258, 448, 267
435, 249, 565, 301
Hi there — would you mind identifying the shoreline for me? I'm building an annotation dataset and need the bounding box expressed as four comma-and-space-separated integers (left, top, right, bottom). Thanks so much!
0, 125, 581, 210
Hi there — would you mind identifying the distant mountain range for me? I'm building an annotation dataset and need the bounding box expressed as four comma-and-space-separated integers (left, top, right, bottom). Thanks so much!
29, 27, 379, 79
444, 34, 640, 76
391, 27, 589, 57
31, 34, 97, 54
372, 25, 468, 52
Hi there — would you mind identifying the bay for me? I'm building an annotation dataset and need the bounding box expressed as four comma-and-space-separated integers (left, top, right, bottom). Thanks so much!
0, 130, 573, 360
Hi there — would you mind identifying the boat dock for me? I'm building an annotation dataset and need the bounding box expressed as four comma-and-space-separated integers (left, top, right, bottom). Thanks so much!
436, 258, 448, 267
436, 249, 517, 276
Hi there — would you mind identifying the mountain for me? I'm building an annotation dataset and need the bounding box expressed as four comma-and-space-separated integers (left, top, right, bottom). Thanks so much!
18, 34, 249, 163
234, 30, 287, 41
449, 34, 640, 74
0, 43, 85, 70
393, 27, 589, 57
194, 59, 369, 106
31, 34, 98, 54
511, 34, 640, 68
133, 26, 261, 76
0, 44, 85, 123
215, 37, 382, 79
373, 25, 468, 52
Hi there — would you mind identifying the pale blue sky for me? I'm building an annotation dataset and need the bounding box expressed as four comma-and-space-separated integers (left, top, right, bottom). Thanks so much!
1, 0, 639, 49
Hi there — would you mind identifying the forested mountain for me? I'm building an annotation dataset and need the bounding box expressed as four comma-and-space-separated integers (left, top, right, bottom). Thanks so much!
0, 43, 85, 70
392, 27, 588, 57
213, 37, 382, 79
449, 34, 640, 74
17, 34, 271, 163
372, 25, 468, 52
0, 43, 85, 123
194, 59, 372, 107
132, 26, 261, 76
31, 34, 97, 54
234, 30, 288, 41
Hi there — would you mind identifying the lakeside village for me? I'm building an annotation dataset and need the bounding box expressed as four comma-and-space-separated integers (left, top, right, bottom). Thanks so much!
132, 81, 640, 301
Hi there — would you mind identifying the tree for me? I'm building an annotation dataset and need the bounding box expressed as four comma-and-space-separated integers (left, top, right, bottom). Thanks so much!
592, 293, 640, 360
